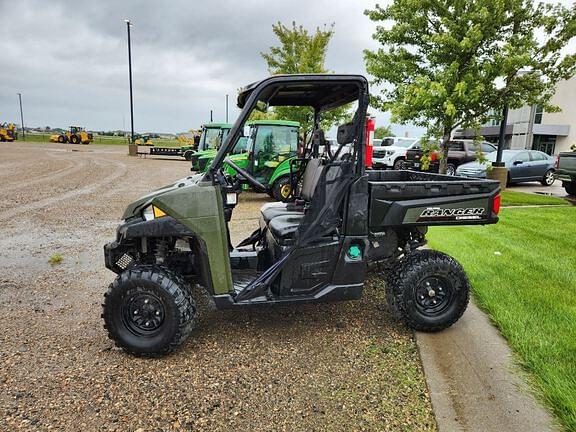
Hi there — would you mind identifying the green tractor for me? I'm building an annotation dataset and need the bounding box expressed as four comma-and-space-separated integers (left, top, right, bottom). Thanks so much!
197, 119, 300, 202
187, 123, 232, 165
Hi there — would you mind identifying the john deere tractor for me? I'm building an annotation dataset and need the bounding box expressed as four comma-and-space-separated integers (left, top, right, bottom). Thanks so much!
50, 126, 93, 144
0, 123, 17, 142
197, 120, 300, 201
187, 123, 233, 166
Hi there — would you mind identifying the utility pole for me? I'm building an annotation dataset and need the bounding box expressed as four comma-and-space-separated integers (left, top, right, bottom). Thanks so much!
210, 110, 213, 123
225, 94, 229, 123
124, 19, 136, 155
17, 93, 25, 140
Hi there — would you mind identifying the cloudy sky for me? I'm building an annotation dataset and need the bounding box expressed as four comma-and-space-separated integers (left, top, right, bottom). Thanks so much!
0, 0, 401, 135
0, 0, 573, 136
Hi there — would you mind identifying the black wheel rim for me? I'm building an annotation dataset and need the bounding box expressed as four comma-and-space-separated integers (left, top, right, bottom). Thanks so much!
415, 276, 453, 316
121, 291, 166, 336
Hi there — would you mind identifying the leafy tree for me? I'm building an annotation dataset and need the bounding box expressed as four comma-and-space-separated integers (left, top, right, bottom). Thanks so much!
365, 0, 576, 173
374, 125, 394, 139
261, 21, 350, 142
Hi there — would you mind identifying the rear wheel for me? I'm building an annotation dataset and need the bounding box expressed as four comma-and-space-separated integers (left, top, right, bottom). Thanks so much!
102, 265, 196, 356
58, 135, 65, 143
445, 163, 456, 176
272, 176, 293, 202
386, 250, 470, 331
541, 169, 555, 186
565, 182, 576, 196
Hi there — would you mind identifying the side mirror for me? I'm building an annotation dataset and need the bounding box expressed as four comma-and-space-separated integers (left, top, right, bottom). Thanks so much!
513, 160, 523, 165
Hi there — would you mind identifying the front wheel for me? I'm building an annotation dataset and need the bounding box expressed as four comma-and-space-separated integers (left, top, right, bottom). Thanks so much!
70, 135, 80, 144
272, 176, 293, 202
541, 169, 555, 186
102, 265, 196, 356
445, 163, 456, 176
386, 250, 470, 332
393, 158, 406, 170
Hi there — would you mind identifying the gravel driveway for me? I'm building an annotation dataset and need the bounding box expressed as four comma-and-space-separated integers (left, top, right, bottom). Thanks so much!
0, 142, 435, 431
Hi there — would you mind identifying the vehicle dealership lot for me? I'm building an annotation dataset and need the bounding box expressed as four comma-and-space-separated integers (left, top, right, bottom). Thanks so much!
0, 142, 435, 431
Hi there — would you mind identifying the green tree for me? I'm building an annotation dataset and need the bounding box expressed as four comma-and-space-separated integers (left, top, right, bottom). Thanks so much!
261, 21, 350, 142
365, 0, 576, 173
374, 125, 394, 139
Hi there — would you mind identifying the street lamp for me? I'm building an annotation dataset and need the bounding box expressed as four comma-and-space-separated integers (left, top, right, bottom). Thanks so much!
124, 19, 136, 155
17, 93, 25, 140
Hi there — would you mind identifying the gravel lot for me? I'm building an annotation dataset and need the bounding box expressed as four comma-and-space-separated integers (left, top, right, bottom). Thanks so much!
0, 142, 436, 431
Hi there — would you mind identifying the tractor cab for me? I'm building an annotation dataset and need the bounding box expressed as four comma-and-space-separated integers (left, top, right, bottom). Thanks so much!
187, 123, 232, 166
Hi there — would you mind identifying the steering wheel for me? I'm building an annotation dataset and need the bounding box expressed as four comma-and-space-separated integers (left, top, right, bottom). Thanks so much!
224, 158, 268, 192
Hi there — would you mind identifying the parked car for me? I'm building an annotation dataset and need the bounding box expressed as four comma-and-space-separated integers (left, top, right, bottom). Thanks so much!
372, 137, 419, 169
554, 152, 576, 195
457, 150, 556, 186
405, 139, 497, 175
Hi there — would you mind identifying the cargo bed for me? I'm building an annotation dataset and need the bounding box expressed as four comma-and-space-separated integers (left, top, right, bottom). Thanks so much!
367, 170, 500, 228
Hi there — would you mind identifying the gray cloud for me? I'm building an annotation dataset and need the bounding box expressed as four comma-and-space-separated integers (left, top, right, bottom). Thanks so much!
0, 0, 409, 135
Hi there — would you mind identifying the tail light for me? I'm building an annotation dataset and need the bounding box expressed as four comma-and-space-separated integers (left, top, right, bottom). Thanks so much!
365, 116, 375, 168
492, 194, 501, 215
555, 155, 560, 169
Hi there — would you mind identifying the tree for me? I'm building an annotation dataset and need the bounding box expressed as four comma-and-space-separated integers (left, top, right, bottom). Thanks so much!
364, 0, 576, 173
261, 22, 350, 142
374, 125, 394, 139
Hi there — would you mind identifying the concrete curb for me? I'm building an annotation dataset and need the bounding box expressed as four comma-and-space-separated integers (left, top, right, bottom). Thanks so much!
416, 300, 559, 432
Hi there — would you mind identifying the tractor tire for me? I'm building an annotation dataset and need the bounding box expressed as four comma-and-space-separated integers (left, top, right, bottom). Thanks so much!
272, 176, 293, 202
58, 136, 65, 143
393, 158, 406, 170
183, 150, 194, 161
102, 265, 197, 357
565, 182, 576, 196
70, 135, 80, 144
541, 169, 555, 186
386, 250, 470, 332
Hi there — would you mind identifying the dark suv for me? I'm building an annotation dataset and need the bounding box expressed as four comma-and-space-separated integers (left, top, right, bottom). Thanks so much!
405, 139, 497, 175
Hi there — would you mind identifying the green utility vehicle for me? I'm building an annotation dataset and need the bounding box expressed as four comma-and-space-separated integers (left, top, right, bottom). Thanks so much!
188, 123, 232, 167
102, 74, 501, 357
196, 119, 300, 201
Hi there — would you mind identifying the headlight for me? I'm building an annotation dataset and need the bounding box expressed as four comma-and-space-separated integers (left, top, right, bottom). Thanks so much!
142, 205, 167, 221
385, 150, 395, 156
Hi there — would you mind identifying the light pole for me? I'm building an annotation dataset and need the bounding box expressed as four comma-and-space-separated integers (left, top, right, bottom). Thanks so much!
17, 93, 25, 140
124, 19, 136, 155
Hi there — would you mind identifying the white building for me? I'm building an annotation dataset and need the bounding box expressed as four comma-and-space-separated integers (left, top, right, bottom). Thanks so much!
455, 77, 575, 155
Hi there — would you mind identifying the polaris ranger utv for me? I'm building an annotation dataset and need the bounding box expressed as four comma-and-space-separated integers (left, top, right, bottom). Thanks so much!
103, 74, 501, 356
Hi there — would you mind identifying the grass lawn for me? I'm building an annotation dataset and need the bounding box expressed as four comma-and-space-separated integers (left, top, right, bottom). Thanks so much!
20, 133, 181, 147
501, 190, 569, 207
427, 206, 576, 430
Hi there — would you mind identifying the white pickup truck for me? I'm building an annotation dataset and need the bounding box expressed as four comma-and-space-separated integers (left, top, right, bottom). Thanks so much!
372, 137, 419, 169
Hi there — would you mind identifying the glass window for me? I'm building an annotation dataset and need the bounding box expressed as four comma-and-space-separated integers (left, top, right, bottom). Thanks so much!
254, 125, 299, 156
396, 138, 416, 148
534, 105, 543, 124
448, 141, 464, 151
516, 152, 531, 162
481, 143, 497, 152
530, 151, 546, 161
202, 128, 223, 150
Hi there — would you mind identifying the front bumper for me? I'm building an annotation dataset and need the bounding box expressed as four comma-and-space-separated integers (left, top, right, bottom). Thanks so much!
372, 156, 394, 168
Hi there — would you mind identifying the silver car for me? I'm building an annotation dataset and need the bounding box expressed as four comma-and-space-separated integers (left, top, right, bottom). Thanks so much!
456, 149, 556, 186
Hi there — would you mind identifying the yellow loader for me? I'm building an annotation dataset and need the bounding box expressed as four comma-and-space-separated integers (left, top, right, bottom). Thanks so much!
0, 123, 17, 142
50, 126, 93, 144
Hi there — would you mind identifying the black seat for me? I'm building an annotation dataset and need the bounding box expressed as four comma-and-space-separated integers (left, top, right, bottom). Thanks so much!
259, 158, 325, 225
267, 214, 305, 243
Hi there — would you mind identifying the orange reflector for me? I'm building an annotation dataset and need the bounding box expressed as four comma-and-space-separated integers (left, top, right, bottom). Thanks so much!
153, 206, 167, 218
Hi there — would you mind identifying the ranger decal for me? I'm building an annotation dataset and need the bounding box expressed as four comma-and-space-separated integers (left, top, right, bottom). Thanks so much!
418, 207, 485, 221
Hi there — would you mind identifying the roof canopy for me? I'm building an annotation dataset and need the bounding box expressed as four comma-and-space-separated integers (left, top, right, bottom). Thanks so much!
237, 74, 367, 112
246, 119, 300, 127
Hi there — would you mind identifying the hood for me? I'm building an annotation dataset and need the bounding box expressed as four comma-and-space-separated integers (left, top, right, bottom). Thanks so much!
373, 145, 408, 152
457, 160, 489, 172
122, 173, 204, 219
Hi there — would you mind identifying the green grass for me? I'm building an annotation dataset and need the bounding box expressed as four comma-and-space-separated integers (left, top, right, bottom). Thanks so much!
48, 253, 63, 266
427, 207, 576, 430
501, 190, 569, 207
19, 133, 181, 147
